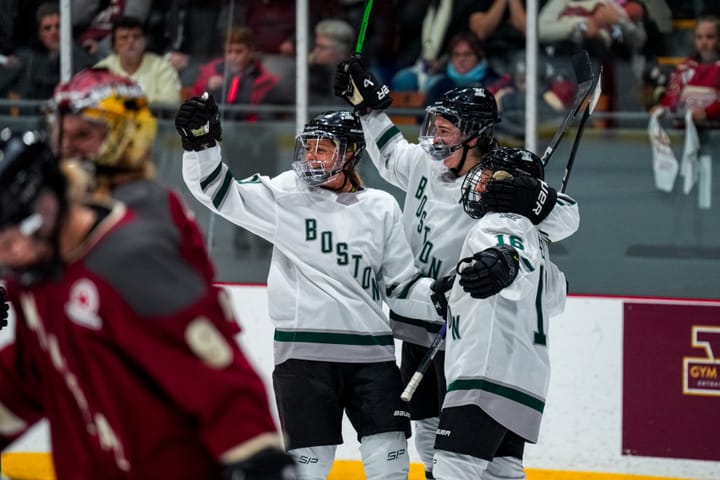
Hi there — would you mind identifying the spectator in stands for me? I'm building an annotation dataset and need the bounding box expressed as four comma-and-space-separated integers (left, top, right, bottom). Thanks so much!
390, 0, 490, 93
144, 1, 225, 90
9, 3, 97, 103
73, 0, 152, 57
651, 15, 720, 125
539, 0, 647, 124
494, 56, 577, 139
424, 32, 509, 107
469, 0, 544, 74
191, 26, 279, 121
96, 15, 181, 106
309, 18, 354, 105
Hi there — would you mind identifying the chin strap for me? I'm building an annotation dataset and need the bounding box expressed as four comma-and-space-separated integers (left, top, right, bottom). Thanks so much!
450, 134, 480, 177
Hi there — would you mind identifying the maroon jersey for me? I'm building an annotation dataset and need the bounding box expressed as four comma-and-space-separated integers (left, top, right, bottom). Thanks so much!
661, 58, 720, 120
0, 203, 279, 479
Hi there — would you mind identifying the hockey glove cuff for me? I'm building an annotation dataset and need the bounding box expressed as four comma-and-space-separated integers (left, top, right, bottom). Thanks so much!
457, 245, 520, 299
430, 275, 455, 318
175, 93, 223, 151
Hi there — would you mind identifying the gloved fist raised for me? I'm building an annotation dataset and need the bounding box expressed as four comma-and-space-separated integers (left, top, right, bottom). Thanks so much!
456, 245, 519, 299
0, 286, 8, 330
334, 55, 392, 115
430, 275, 455, 318
175, 92, 222, 152
483, 175, 557, 225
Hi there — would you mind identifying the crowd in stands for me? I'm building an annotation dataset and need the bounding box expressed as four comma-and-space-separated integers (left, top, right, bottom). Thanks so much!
1, 0, 719, 134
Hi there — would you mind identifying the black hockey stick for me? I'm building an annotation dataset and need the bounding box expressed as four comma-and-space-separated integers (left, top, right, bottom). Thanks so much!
540, 50, 596, 166
400, 322, 447, 402
560, 65, 603, 193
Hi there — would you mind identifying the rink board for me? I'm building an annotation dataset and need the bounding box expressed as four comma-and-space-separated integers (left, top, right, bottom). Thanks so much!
1, 288, 719, 480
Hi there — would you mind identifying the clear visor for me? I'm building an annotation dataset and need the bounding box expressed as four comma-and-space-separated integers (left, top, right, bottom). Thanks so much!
419, 106, 465, 161
291, 132, 348, 186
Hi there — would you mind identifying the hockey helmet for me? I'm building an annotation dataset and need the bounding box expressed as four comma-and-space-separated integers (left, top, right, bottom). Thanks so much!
0, 128, 67, 283
51, 67, 157, 172
419, 87, 499, 161
292, 110, 365, 186
460, 147, 544, 219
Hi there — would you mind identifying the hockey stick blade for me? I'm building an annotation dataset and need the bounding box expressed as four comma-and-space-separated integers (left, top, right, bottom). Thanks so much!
540, 50, 595, 166
400, 322, 447, 402
560, 66, 603, 193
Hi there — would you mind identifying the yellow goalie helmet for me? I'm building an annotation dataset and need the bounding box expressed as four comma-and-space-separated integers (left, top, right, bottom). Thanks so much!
51, 67, 157, 172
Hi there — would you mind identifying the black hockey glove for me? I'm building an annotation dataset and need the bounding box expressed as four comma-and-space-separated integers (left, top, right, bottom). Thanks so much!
174, 92, 223, 152
457, 245, 520, 299
430, 275, 455, 318
484, 176, 557, 225
334, 55, 392, 115
0, 286, 8, 330
223, 447, 297, 480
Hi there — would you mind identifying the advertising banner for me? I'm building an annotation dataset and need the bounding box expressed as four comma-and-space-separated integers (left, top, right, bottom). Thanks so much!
623, 302, 720, 461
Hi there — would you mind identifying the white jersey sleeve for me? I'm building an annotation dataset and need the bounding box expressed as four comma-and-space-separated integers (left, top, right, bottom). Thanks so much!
360, 110, 429, 191
182, 145, 283, 241
536, 192, 579, 242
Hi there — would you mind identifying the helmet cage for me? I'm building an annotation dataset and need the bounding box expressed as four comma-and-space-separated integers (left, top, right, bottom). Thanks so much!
460, 163, 491, 219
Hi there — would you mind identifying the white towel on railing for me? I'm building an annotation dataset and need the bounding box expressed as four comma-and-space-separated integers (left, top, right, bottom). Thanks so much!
648, 108, 679, 192
680, 109, 700, 195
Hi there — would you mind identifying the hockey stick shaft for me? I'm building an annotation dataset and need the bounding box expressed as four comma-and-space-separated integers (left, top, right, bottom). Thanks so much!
540, 50, 594, 166
560, 66, 603, 193
560, 108, 589, 193
400, 322, 447, 402
355, 0, 374, 55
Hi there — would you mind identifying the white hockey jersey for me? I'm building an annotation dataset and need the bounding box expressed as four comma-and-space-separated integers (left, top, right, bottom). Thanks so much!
183, 146, 443, 365
443, 211, 567, 443
361, 111, 578, 347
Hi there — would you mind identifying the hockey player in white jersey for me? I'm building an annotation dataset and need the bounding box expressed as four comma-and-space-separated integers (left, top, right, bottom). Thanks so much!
335, 57, 579, 479
175, 95, 445, 480
431, 147, 568, 480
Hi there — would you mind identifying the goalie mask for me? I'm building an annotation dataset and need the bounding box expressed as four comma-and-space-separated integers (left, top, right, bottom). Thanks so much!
292, 111, 365, 186
0, 129, 67, 285
461, 147, 544, 219
419, 87, 499, 161
50, 67, 158, 174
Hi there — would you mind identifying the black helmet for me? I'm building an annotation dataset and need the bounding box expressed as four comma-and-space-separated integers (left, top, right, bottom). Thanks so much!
0, 129, 66, 230
0, 128, 67, 284
292, 111, 366, 186
461, 147, 544, 219
419, 87, 499, 161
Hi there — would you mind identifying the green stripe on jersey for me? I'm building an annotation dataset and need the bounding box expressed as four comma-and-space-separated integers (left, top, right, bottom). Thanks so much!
389, 311, 444, 333
274, 330, 395, 346
376, 125, 401, 152
200, 163, 223, 190
212, 170, 234, 209
447, 378, 545, 412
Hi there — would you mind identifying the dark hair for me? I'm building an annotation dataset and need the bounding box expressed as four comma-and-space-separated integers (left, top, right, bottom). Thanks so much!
225, 26, 255, 48
36, 2, 59, 24
111, 16, 145, 48
446, 31, 485, 60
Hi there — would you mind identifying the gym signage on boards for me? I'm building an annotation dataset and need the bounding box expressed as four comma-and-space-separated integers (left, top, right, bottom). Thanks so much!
622, 301, 720, 462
